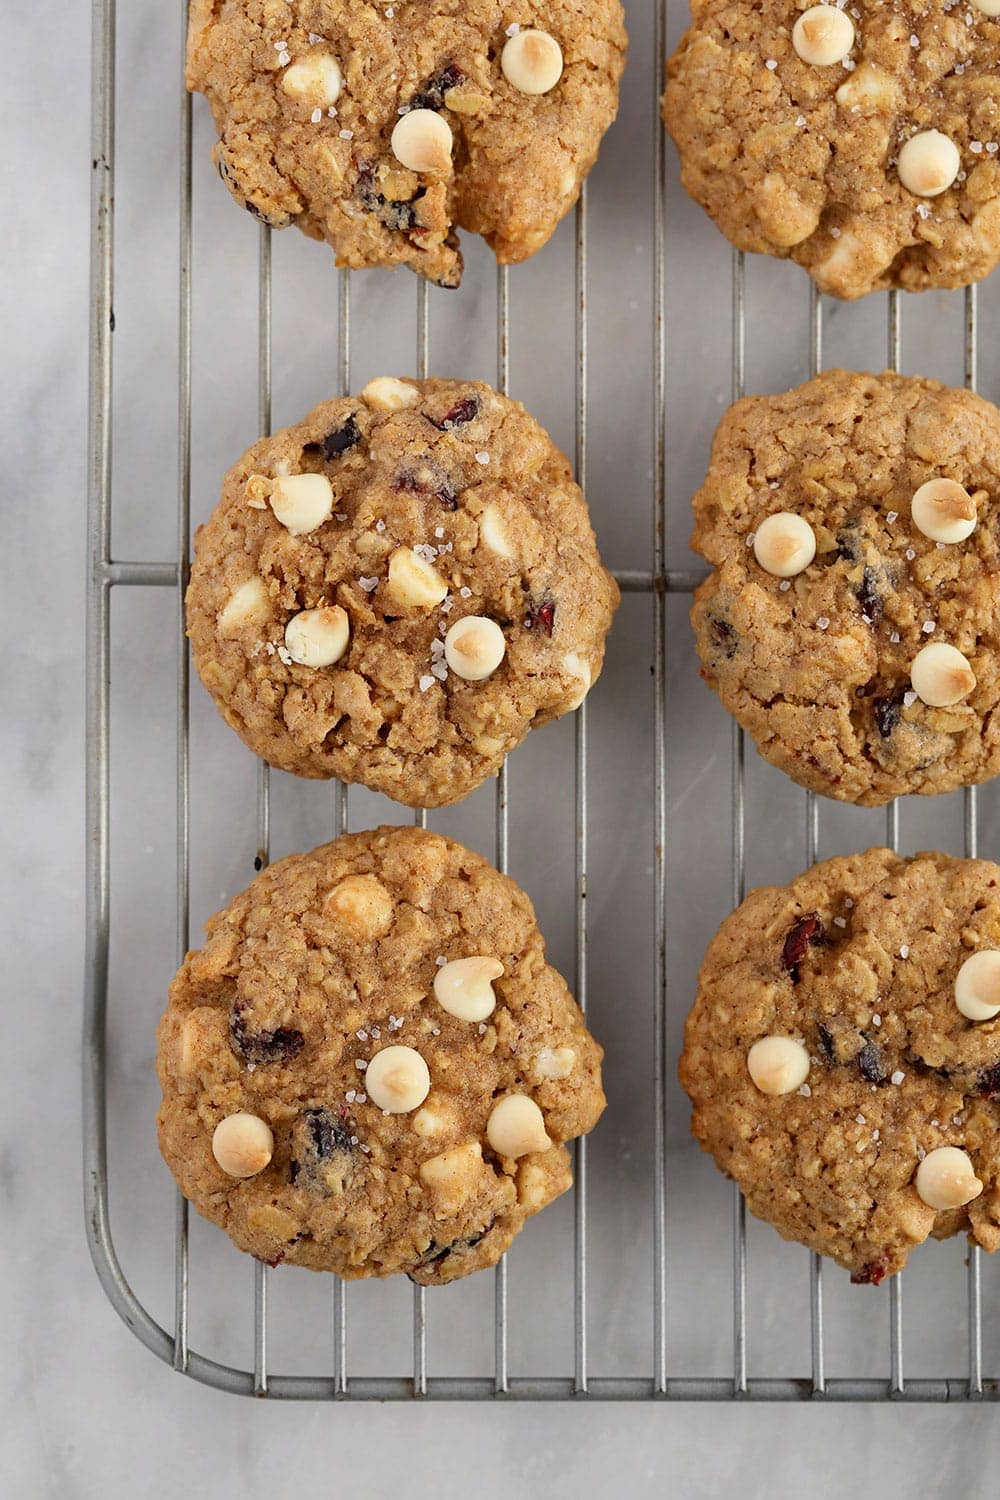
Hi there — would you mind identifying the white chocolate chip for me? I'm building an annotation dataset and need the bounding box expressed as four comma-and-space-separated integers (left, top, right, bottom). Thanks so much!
361, 376, 419, 411
281, 52, 342, 107
914, 1146, 983, 1210
412, 1100, 454, 1139
387, 546, 448, 609
792, 6, 855, 67
501, 28, 564, 95
390, 109, 453, 174
897, 130, 961, 197
835, 62, 899, 111
955, 950, 1000, 1021
419, 1140, 484, 1208
910, 479, 977, 543
561, 652, 592, 710
284, 605, 350, 667
752, 512, 817, 577
269, 472, 334, 536
176, 1008, 217, 1076
212, 1112, 273, 1178
218, 576, 270, 634
910, 641, 976, 707
747, 1036, 811, 1096
325, 874, 394, 936
244, 473, 271, 508
365, 1045, 430, 1113
972, 0, 1000, 14
444, 615, 506, 681
516, 1159, 551, 1210
534, 1045, 576, 1081
486, 1094, 550, 1158
433, 956, 503, 1023
479, 504, 514, 558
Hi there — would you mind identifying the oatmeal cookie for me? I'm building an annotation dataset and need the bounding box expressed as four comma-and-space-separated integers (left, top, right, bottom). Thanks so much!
157, 825, 605, 1283
188, 0, 627, 284
664, 1, 1000, 298
186, 376, 618, 807
691, 369, 1000, 805
681, 847, 1000, 1283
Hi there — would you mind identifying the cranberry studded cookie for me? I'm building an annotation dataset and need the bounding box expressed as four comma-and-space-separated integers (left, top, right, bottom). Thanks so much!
187, 1, 627, 285
691, 369, 1000, 805
664, 1, 1000, 298
157, 826, 605, 1283
681, 848, 1000, 1283
186, 377, 618, 806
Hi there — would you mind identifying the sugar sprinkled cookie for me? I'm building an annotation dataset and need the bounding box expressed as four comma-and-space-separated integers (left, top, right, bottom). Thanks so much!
664, 1, 1000, 298
681, 848, 1000, 1283
186, 377, 618, 807
157, 826, 605, 1283
187, 0, 627, 285
690, 369, 1000, 805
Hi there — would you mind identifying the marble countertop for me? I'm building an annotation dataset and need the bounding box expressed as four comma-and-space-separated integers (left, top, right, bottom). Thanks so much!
6, 2, 999, 1495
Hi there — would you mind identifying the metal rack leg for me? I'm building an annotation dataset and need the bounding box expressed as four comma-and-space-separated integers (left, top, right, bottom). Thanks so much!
885, 290, 905, 1399
172, 0, 193, 1375
332, 265, 352, 1397
730, 248, 748, 1397
573, 186, 590, 1396
493, 262, 511, 1396
652, 0, 669, 1394
964, 281, 984, 1399
806, 281, 825, 1397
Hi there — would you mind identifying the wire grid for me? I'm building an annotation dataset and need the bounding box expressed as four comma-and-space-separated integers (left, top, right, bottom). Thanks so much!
83, 0, 998, 1400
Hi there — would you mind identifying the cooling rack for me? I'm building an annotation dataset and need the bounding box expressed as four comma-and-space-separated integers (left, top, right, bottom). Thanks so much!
85, 0, 999, 1399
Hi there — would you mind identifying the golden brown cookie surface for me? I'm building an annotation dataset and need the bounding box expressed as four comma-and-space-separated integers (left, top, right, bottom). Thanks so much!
691, 370, 1000, 805
157, 826, 605, 1284
664, 1, 1000, 298
681, 848, 1000, 1283
188, 0, 627, 284
186, 377, 618, 807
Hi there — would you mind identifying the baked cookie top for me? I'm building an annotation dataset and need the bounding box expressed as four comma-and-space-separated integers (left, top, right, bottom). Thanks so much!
690, 369, 1000, 806
186, 377, 618, 807
681, 848, 1000, 1283
187, 0, 626, 285
664, 1, 1000, 298
157, 826, 605, 1284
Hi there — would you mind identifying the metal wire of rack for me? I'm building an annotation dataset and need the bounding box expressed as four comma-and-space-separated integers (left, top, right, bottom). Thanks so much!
84, 0, 998, 1400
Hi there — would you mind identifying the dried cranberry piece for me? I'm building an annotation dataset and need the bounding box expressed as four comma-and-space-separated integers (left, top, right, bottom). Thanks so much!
426, 395, 480, 431
431, 263, 463, 291
836, 529, 861, 564
395, 458, 458, 510
307, 1108, 353, 1159
851, 1255, 890, 1286
230, 1014, 304, 1066
524, 595, 556, 636
409, 64, 465, 112
382, 198, 420, 232
319, 415, 360, 460
977, 1061, 1000, 1097
857, 1039, 888, 1085
355, 162, 421, 234
216, 157, 293, 228
708, 616, 738, 660
290, 1107, 355, 1189
781, 913, 825, 982
857, 566, 883, 626
873, 688, 905, 739
408, 1218, 495, 1279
